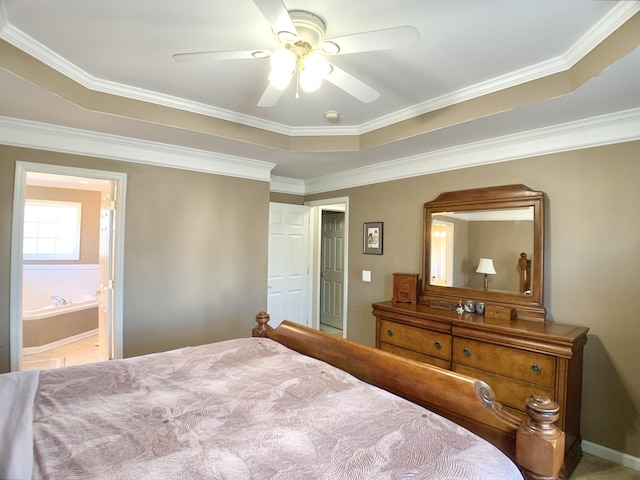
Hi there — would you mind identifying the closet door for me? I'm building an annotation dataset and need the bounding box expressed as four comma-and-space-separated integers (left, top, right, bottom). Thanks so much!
267, 203, 310, 328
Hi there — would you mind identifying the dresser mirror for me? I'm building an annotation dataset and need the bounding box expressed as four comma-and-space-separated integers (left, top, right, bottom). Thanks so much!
421, 184, 546, 320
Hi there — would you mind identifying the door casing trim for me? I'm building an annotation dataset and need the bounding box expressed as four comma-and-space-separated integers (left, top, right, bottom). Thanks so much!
10, 161, 127, 371
305, 197, 349, 338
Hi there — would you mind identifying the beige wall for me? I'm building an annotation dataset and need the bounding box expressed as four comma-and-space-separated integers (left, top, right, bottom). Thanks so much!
468, 220, 534, 291
306, 141, 640, 458
270, 192, 304, 204
1, 141, 638, 458
24, 185, 101, 264
0, 146, 270, 371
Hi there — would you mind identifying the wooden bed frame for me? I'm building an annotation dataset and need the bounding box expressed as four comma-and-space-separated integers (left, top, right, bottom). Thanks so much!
253, 312, 565, 480
519, 252, 532, 294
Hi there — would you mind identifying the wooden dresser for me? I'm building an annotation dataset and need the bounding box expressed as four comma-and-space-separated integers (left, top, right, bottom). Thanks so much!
372, 300, 589, 475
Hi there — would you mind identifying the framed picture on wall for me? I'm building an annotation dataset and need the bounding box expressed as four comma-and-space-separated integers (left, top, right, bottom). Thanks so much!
363, 222, 383, 255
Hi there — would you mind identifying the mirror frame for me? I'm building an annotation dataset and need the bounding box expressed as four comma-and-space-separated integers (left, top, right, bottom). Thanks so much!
421, 184, 546, 320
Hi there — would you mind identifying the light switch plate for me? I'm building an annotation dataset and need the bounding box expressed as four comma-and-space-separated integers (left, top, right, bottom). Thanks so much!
362, 270, 371, 282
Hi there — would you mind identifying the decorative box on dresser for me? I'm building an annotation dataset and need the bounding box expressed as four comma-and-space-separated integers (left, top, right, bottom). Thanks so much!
372, 301, 588, 475
373, 184, 591, 477
392, 273, 420, 304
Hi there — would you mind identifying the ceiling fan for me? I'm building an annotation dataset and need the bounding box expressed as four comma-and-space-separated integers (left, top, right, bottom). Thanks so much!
173, 0, 420, 107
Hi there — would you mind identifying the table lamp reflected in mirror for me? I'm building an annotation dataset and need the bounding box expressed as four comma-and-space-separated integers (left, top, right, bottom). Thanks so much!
476, 258, 496, 290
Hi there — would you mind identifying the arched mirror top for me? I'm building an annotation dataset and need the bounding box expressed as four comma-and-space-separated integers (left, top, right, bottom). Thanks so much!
421, 184, 546, 320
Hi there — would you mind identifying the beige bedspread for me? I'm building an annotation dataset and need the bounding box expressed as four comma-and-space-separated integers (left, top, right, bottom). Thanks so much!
30, 338, 523, 479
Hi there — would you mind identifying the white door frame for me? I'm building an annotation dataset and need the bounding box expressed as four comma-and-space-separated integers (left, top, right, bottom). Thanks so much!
305, 197, 349, 337
10, 161, 127, 371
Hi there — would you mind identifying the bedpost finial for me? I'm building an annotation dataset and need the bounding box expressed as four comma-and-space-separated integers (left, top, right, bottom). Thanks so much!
525, 395, 561, 428
252, 311, 273, 337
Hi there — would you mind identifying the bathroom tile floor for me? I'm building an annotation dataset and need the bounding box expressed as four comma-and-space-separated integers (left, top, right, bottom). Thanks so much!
22, 334, 101, 370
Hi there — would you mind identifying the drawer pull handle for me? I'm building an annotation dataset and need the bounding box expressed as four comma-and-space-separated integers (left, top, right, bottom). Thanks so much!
531, 364, 542, 375
463, 348, 471, 357
434, 340, 442, 350
387, 329, 394, 337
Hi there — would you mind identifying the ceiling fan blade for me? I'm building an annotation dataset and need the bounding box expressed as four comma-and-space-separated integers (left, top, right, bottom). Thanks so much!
325, 65, 379, 104
253, 0, 298, 39
325, 25, 420, 55
257, 82, 285, 107
173, 50, 265, 63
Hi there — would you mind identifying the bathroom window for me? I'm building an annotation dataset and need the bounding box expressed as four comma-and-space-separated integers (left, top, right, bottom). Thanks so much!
23, 200, 82, 260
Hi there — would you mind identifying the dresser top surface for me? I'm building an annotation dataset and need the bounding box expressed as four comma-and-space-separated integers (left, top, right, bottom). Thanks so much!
372, 301, 589, 342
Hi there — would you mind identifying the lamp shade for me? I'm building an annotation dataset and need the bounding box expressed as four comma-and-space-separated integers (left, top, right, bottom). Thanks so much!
476, 258, 496, 275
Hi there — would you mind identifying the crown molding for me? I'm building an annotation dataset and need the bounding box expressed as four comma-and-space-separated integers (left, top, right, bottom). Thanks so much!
1, 108, 637, 194
302, 107, 640, 195
270, 176, 306, 195
359, 2, 640, 135
0, 116, 275, 182
1, 2, 636, 138
563, 1, 640, 66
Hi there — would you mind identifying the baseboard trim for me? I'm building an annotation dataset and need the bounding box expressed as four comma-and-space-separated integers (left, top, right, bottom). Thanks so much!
23, 329, 98, 355
583, 440, 640, 472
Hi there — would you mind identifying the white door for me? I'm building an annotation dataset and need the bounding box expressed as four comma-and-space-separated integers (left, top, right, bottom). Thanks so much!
96, 185, 116, 361
267, 203, 310, 329
320, 212, 345, 330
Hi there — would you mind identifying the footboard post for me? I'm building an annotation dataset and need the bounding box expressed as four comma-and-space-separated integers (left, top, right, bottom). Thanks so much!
252, 311, 273, 337
516, 395, 565, 480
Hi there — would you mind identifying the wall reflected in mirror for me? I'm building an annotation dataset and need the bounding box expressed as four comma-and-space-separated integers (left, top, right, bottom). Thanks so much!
429, 207, 534, 294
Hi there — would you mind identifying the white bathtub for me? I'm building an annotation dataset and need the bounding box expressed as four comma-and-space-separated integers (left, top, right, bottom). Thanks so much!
22, 297, 99, 321
22, 296, 100, 351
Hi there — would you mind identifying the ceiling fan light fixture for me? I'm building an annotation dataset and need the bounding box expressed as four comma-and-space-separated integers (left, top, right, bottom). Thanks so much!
174, 4, 419, 107
303, 54, 331, 76
299, 69, 321, 92
299, 54, 330, 93
277, 30, 298, 43
251, 50, 270, 58
288, 11, 326, 48
320, 41, 340, 55
270, 48, 296, 70
268, 68, 294, 90
268, 48, 296, 89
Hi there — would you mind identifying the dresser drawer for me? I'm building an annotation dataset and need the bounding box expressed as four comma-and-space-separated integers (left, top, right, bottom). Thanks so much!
381, 342, 451, 370
379, 319, 451, 361
455, 364, 554, 413
452, 337, 556, 388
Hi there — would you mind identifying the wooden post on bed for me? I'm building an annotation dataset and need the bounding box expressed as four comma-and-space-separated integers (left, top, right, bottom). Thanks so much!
253, 314, 566, 480
517, 396, 565, 480
519, 252, 532, 293
252, 311, 273, 337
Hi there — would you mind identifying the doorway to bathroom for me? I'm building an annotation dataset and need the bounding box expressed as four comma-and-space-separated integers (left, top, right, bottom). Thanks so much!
10, 162, 126, 371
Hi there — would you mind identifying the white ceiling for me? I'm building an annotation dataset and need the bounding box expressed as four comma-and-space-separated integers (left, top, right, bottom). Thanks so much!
1, 0, 639, 191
